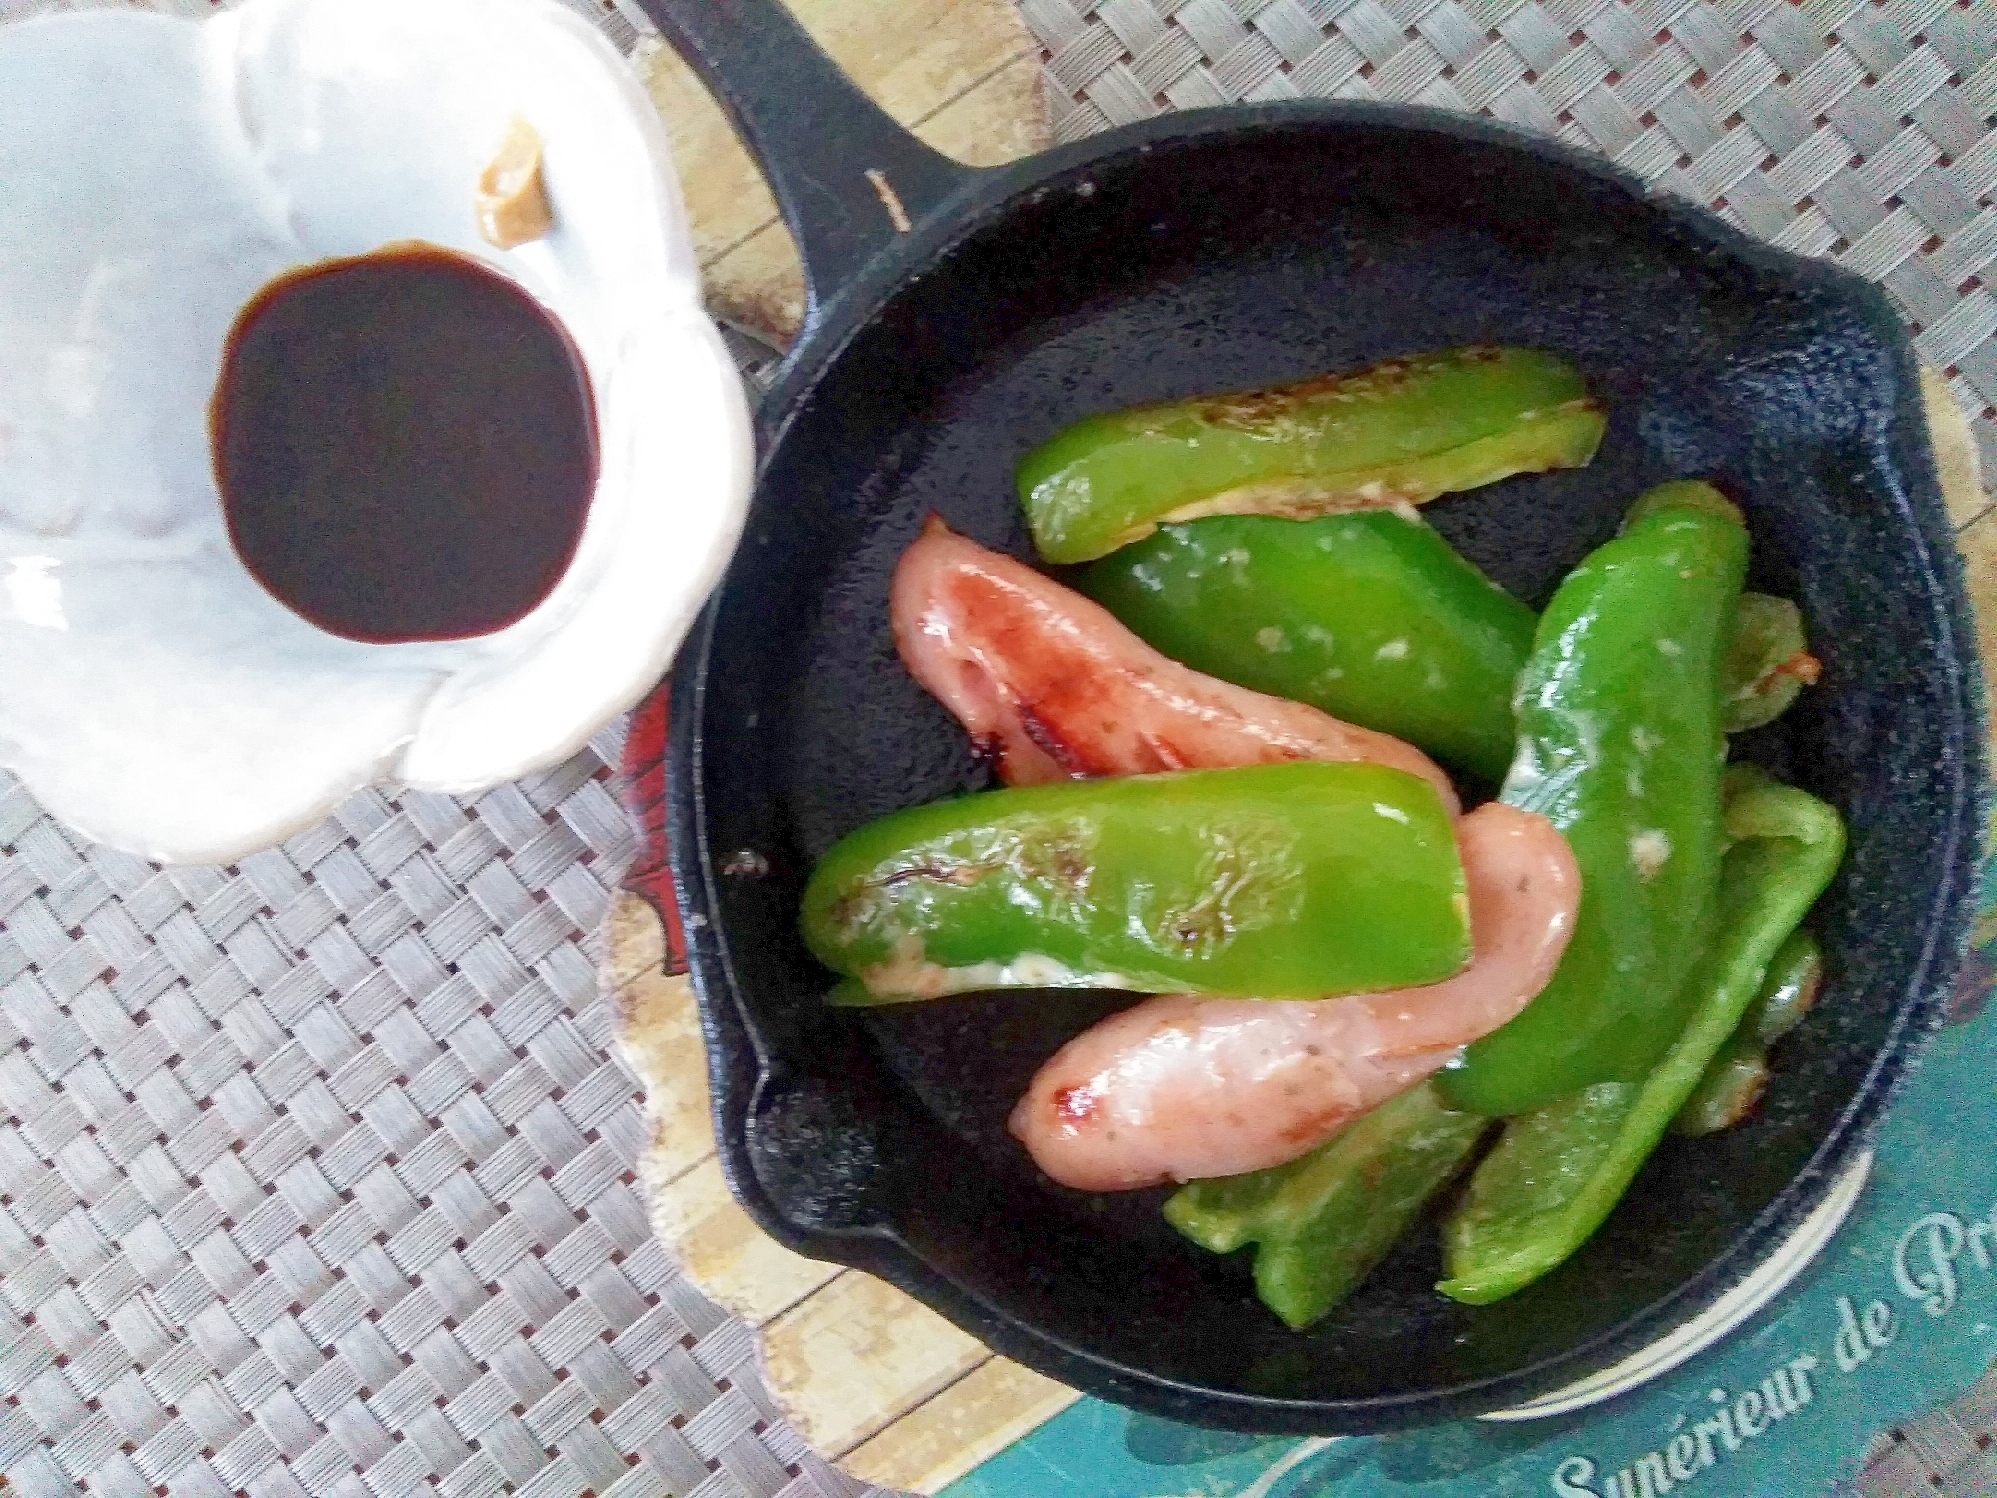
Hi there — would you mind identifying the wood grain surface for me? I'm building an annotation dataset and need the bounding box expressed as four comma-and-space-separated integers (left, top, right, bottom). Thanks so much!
635, 0, 1051, 347
606, 375, 1987, 1494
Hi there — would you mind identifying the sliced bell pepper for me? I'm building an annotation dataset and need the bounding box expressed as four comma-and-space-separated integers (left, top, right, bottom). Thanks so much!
1672, 905, 1825, 1136
1721, 592, 1823, 734
802, 761, 1469, 1002
1075, 510, 1536, 784
1017, 347, 1605, 564
1078, 518, 1809, 789
1736, 924, 1826, 1043
1437, 767, 1846, 1303
1164, 1081, 1489, 1329
1437, 481, 1749, 1116
1667, 1046, 1767, 1139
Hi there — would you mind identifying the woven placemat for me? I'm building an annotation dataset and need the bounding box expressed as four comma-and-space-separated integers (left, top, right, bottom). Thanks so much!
1, 1, 1993, 1496
0, 715, 903, 1498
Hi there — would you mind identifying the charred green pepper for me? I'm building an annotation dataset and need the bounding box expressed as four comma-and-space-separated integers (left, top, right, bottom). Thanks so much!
1672, 918, 1825, 1136
1438, 768, 1846, 1303
802, 762, 1469, 1002
1075, 510, 1536, 784
1017, 347, 1606, 564
1165, 1081, 1489, 1329
1437, 482, 1749, 1117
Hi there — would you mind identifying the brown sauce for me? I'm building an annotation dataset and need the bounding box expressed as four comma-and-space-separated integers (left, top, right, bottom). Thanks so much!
210, 243, 597, 643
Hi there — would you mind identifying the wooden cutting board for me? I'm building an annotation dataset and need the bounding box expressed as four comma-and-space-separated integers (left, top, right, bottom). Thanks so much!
615, 12, 1992, 1467
634, 0, 1051, 347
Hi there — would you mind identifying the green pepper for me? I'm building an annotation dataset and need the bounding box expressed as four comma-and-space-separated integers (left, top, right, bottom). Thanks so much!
1437, 768, 1846, 1303
1721, 593, 1822, 734
1076, 520, 1807, 788
1436, 482, 1749, 1117
1737, 924, 1826, 1042
1668, 1049, 1766, 1138
802, 762, 1469, 1002
1672, 927, 1824, 1135
1074, 510, 1536, 784
1165, 1082, 1489, 1330
1017, 347, 1606, 565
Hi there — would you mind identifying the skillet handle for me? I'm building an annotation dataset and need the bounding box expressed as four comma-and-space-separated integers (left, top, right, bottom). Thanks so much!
634, 0, 978, 331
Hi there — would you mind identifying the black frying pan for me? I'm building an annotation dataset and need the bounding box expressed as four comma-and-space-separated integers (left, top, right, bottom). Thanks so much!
639, 0, 1983, 1433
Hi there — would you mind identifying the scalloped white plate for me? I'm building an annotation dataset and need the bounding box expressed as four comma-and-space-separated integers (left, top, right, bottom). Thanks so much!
0, 0, 752, 863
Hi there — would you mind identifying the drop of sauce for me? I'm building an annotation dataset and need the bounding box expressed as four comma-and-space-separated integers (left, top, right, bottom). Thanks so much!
210, 243, 597, 643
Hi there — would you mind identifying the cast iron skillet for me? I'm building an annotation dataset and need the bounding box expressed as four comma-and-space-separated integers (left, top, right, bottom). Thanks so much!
639, 0, 1984, 1432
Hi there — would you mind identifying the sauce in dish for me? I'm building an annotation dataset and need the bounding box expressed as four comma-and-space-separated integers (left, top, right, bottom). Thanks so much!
210, 244, 597, 643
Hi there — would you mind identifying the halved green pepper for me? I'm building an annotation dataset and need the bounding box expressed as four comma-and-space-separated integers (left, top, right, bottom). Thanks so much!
1075, 510, 1536, 784
1437, 767, 1846, 1303
802, 762, 1469, 1002
1437, 482, 1749, 1117
1165, 1081, 1489, 1329
1017, 347, 1606, 564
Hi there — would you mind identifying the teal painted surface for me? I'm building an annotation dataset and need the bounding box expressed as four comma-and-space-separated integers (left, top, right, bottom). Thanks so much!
946, 858, 1997, 1498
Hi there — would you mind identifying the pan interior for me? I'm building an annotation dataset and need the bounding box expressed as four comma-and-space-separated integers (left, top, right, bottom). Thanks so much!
689, 119, 1968, 1416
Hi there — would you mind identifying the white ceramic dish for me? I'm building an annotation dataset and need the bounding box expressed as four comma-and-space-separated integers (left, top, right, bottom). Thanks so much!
0, 0, 751, 863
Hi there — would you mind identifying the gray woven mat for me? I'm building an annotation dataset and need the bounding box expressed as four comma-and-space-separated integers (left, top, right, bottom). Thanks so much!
0, 1, 1993, 1496
0, 727, 893, 1498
